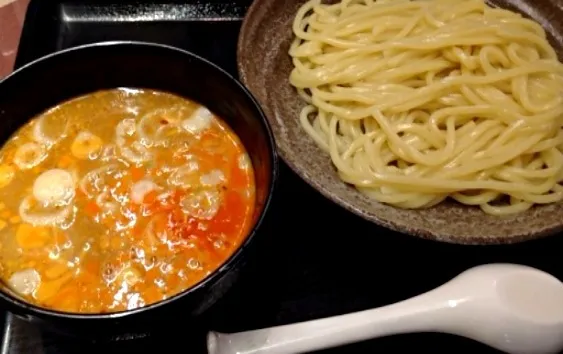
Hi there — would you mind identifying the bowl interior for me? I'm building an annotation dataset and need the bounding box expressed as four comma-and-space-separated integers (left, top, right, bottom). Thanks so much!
237, 0, 563, 245
0, 41, 275, 315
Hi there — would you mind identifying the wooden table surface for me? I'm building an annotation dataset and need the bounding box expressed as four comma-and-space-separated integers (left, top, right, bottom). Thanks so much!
0, 0, 30, 78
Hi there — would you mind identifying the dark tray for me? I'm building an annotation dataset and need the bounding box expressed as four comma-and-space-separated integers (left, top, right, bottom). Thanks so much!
5, 0, 563, 353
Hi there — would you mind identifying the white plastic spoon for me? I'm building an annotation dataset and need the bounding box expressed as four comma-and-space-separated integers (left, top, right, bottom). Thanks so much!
207, 263, 563, 354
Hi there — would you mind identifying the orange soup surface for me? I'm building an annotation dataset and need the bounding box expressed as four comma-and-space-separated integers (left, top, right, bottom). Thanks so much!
0, 88, 255, 313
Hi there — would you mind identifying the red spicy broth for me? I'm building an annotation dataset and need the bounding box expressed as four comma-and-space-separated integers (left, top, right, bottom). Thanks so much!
0, 88, 255, 313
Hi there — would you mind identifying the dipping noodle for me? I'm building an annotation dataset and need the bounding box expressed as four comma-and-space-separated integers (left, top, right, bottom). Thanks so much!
289, 0, 563, 215
0, 88, 255, 313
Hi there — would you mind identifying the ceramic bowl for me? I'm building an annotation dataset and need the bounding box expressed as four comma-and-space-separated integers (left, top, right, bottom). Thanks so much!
0, 41, 278, 338
237, 0, 563, 244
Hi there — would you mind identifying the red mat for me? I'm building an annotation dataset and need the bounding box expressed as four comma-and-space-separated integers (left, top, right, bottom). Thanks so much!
0, 0, 29, 78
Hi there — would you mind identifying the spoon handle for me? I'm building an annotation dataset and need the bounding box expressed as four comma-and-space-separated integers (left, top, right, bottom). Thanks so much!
207, 286, 459, 354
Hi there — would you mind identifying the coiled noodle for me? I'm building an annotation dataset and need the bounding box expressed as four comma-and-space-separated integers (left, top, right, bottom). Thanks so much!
289, 0, 563, 215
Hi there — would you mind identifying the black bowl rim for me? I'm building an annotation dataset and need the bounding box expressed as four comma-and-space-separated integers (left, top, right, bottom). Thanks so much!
0, 40, 279, 320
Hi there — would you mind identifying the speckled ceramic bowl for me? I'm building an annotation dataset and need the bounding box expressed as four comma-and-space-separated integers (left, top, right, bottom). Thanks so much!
237, 0, 563, 244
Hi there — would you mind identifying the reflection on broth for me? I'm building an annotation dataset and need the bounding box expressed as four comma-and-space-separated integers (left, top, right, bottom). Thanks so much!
0, 88, 255, 313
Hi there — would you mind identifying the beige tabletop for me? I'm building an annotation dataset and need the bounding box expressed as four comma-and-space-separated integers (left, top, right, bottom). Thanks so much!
0, 0, 30, 78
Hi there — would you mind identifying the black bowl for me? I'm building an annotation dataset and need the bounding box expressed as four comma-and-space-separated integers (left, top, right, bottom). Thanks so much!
0, 41, 278, 339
